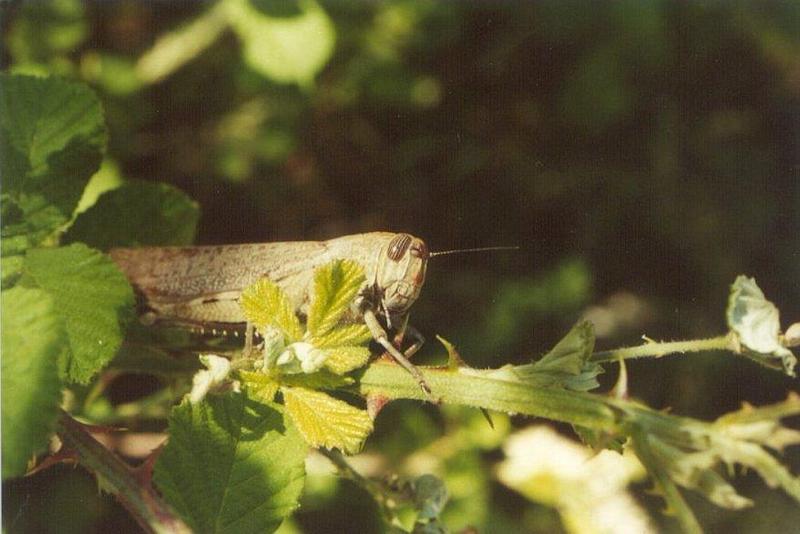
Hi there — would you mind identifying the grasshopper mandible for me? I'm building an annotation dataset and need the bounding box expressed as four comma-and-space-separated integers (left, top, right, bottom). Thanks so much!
111, 232, 434, 393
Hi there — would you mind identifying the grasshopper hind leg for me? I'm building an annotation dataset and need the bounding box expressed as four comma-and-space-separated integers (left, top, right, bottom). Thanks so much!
363, 309, 432, 398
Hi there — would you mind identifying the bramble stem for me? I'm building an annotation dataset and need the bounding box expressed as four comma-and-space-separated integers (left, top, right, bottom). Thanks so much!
358, 363, 619, 431
591, 334, 733, 363
57, 412, 190, 534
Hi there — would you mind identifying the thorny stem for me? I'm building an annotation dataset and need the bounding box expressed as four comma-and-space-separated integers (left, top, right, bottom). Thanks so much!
358, 362, 620, 430
591, 334, 733, 363
56, 412, 190, 534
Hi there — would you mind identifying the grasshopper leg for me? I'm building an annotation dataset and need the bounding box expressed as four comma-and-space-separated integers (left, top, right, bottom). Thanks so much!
243, 322, 255, 356
398, 323, 425, 360
364, 309, 432, 397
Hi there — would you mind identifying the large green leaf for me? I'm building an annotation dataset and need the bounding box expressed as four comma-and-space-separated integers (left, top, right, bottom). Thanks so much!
24, 243, 135, 384
154, 394, 307, 534
224, 0, 335, 87
0, 74, 106, 245
1, 287, 65, 478
63, 181, 200, 249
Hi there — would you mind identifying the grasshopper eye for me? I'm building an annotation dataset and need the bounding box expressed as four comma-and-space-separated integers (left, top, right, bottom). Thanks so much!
387, 233, 412, 261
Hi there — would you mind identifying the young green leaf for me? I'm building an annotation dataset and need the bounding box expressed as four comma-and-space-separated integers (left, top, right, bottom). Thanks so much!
239, 370, 280, 403
0, 74, 106, 246
283, 386, 373, 454
154, 394, 307, 534
515, 321, 602, 391
240, 278, 303, 342
307, 259, 365, 338
24, 243, 135, 384
64, 181, 200, 250
323, 346, 372, 375
310, 323, 372, 349
1, 287, 66, 479
727, 275, 796, 376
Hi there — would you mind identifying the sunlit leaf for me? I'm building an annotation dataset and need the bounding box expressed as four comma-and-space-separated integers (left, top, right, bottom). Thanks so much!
24, 244, 135, 384
323, 346, 372, 375
240, 278, 303, 342
307, 259, 365, 338
283, 386, 372, 454
1, 287, 65, 479
224, 0, 335, 87
311, 323, 371, 349
154, 394, 306, 534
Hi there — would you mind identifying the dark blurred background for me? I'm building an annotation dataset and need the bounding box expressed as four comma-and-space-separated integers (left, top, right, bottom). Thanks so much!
3, 1, 799, 532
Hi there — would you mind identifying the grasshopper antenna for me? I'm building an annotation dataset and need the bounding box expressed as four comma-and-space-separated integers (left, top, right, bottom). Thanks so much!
429, 245, 519, 258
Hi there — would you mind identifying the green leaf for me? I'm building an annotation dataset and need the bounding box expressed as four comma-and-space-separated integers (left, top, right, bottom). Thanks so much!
2, 254, 25, 287
73, 158, 124, 215
727, 275, 796, 376
515, 321, 602, 391
311, 323, 372, 349
323, 346, 372, 375
240, 278, 303, 341
0, 74, 106, 245
283, 386, 373, 454
278, 370, 353, 390
24, 243, 135, 384
1, 287, 66, 478
239, 370, 280, 403
154, 394, 307, 533
224, 0, 335, 87
307, 259, 365, 338
64, 181, 200, 249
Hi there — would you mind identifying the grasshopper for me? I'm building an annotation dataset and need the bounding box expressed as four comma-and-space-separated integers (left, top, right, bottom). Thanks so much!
111, 232, 434, 393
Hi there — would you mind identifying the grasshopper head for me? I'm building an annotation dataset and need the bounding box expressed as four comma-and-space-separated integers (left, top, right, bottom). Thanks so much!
376, 233, 428, 315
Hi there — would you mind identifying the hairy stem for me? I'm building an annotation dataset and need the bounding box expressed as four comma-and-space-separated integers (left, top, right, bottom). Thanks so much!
591, 334, 733, 363
57, 412, 190, 534
358, 362, 619, 431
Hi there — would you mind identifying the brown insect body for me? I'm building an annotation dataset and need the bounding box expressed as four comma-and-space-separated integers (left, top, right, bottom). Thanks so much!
110, 232, 428, 330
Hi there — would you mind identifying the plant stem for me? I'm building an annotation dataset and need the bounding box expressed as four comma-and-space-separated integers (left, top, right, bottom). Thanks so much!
57, 412, 190, 534
318, 448, 406, 526
591, 334, 732, 363
358, 363, 619, 431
